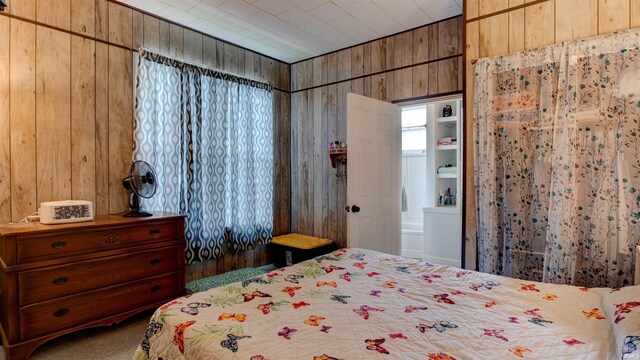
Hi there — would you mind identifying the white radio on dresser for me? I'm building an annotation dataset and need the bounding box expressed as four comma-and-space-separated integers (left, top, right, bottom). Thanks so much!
39, 200, 94, 224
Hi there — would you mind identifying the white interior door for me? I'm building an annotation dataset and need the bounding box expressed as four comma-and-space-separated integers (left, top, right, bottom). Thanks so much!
346, 93, 401, 255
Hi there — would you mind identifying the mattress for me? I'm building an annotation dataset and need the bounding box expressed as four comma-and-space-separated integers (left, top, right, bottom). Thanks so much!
133, 248, 639, 360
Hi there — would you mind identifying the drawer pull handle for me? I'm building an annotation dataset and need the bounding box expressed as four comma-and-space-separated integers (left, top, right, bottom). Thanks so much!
150, 258, 161, 265
51, 241, 68, 249
151, 285, 162, 293
52, 277, 69, 285
149, 229, 161, 236
53, 308, 69, 318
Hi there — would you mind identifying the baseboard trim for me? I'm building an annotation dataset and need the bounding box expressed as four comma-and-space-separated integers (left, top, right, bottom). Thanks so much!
401, 249, 423, 260
257, 263, 276, 272
423, 255, 461, 268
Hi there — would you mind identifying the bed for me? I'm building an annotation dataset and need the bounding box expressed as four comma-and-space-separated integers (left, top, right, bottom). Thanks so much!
133, 248, 640, 359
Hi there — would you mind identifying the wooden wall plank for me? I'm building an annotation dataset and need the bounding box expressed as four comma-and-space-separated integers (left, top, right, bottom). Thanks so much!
556, 0, 597, 42
394, 31, 413, 67
327, 84, 338, 241
36, 27, 71, 204
312, 57, 324, 89
132, 10, 143, 50
427, 23, 439, 61
412, 64, 429, 96
412, 26, 429, 63
632, 0, 640, 28
393, 69, 412, 100
8, 0, 35, 20
71, 0, 95, 36
312, 87, 323, 236
479, 13, 509, 57
158, 20, 170, 53
142, 15, 160, 51
327, 53, 338, 84
370, 73, 386, 100
508, 9, 525, 52
467, 0, 479, 19
10, 20, 37, 222
524, 0, 555, 50
370, 39, 387, 73
320, 86, 329, 238
222, 42, 239, 74
279, 61, 290, 91
184, 29, 203, 64
0, 17, 10, 223
108, 2, 133, 48
297, 90, 310, 233
290, 92, 299, 233
337, 48, 352, 82
246, 50, 257, 80
262, 57, 276, 88
479, 0, 509, 16
438, 18, 459, 58
465, 19, 479, 270
351, 45, 364, 77
437, 59, 458, 94
95, 0, 109, 41
169, 24, 184, 58
599, 0, 630, 34
274, 90, 291, 235
95, 42, 109, 216
71, 36, 96, 205
108, 46, 133, 214
336, 81, 349, 246
37, 0, 70, 30
202, 36, 217, 69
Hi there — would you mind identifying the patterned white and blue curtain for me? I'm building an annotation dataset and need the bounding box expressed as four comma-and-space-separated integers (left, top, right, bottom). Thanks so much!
133, 49, 274, 264
474, 29, 640, 287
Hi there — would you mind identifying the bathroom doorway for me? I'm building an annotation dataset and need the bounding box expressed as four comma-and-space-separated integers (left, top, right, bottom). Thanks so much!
400, 104, 427, 259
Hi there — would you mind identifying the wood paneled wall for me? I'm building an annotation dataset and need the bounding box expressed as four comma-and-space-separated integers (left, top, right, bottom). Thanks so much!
1, 0, 291, 281
290, 17, 463, 248
464, 0, 640, 269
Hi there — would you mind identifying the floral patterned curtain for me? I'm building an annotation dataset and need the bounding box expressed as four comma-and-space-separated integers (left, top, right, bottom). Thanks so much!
133, 49, 274, 264
474, 29, 640, 287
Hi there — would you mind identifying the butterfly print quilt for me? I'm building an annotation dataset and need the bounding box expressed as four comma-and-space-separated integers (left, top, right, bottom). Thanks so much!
134, 248, 628, 359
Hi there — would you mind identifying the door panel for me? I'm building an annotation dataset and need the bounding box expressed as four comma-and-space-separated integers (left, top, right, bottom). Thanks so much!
346, 93, 401, 255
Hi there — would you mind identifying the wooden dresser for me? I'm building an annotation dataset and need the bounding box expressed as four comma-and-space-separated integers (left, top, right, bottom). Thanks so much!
0, 213, 186, 359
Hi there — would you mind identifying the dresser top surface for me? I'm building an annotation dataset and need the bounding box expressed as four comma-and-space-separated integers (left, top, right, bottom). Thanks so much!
0, 212, 185, 237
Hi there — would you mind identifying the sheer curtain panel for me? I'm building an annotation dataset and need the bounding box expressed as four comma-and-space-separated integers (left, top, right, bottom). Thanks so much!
474, 29, 640, 287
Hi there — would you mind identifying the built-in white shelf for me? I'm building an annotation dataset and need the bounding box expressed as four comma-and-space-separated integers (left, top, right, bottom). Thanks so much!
437, 116, 458, 123
423, 95, 463, 268
437, 145, 457, 150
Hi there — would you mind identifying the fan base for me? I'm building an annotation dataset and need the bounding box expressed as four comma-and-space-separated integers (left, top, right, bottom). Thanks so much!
123, 211, 153, 217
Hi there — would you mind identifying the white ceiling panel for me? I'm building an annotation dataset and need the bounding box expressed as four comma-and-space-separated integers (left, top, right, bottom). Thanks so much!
118, 0, 462, 63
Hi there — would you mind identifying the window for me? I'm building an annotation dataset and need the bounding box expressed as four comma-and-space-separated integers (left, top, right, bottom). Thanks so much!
401, 105, 427, 152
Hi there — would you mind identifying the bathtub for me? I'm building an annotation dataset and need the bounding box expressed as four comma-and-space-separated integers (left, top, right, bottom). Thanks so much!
401, 222, 423, 259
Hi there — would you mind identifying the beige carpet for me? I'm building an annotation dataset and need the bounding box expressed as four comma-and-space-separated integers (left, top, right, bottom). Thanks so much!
0, 309, 153, 360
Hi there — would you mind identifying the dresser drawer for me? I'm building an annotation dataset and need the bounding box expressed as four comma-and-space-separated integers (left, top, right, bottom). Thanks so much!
16, 221, 180, 263
19, 271, 182, 339
18, 246, 181, 305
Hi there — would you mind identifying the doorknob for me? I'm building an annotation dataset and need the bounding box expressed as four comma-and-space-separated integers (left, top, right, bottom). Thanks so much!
351, 205, 360, 213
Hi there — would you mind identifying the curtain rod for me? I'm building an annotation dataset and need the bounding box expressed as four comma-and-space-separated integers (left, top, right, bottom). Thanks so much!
138, 47, 274, 90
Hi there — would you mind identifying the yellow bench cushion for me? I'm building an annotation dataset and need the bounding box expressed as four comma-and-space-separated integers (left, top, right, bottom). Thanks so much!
271, 233, 333, 250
